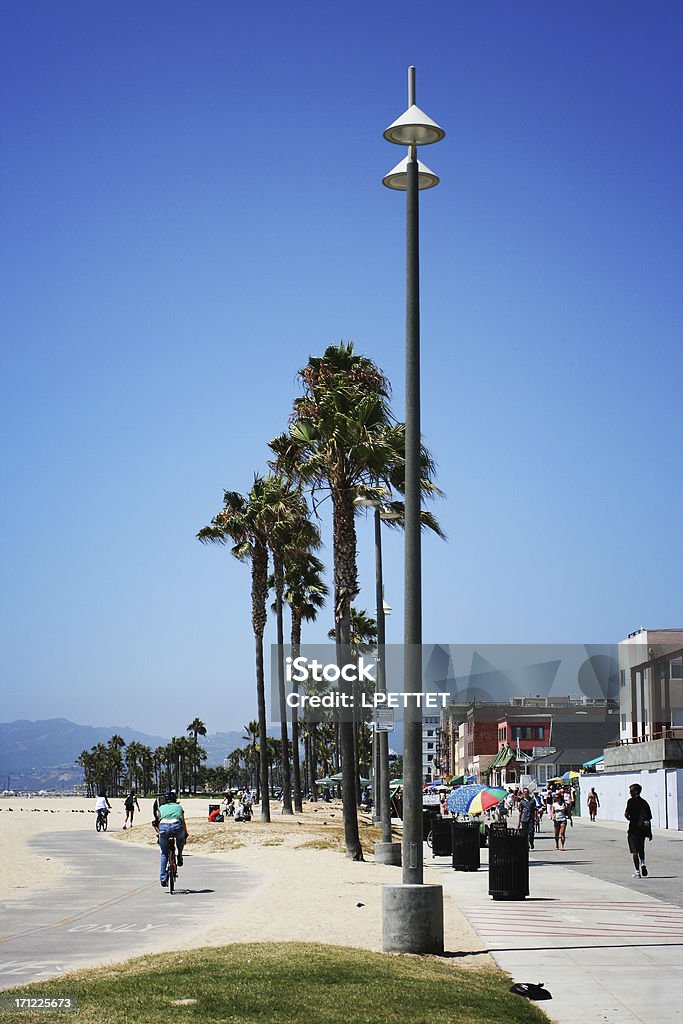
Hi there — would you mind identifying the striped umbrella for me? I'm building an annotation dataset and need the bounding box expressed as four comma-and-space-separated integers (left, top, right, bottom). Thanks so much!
445, 784, 487, 814
466, 787, 508, 815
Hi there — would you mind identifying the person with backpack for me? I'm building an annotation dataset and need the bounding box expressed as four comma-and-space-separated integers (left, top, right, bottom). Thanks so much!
625, 782, 653, 878
123, 789, 140, 829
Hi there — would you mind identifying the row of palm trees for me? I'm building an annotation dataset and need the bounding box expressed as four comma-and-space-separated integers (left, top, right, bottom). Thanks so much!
199, 342, 443, 858
76, 717, 208, 797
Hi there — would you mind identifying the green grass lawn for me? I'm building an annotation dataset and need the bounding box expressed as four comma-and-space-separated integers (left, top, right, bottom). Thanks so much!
0, 943, 551, 1024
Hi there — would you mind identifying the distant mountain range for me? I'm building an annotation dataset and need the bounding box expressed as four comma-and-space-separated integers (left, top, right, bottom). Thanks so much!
0, 719, 245, 791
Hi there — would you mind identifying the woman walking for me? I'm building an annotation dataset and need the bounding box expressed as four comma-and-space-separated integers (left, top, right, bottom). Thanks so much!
551, 791, 568, 849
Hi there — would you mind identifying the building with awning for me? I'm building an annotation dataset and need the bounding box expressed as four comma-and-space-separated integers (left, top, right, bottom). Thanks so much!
485, 744, 516, 786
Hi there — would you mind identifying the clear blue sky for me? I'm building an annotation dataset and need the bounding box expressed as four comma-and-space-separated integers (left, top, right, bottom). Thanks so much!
1, 1, 681, 736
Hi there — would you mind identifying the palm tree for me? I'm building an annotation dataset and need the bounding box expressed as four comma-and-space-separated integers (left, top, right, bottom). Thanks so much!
262, 482, 323, 815
186, 718, 207, 794
242, 721, 260, 799
282, 551, 328, 809
198, 476, 276, 823
107, 735, 126, 796
271, 342, 443, 858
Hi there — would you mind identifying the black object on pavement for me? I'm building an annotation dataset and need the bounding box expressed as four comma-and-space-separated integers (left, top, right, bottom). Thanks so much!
488, 826, 529, 900
429, 816, 452, 857
509, 982, 552, 1000
451, 820, 480, 871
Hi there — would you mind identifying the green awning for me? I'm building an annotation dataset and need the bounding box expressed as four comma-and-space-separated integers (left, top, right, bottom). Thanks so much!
448, 774, 466, 786
488, 745, 515, 770
582, 755, 604, 768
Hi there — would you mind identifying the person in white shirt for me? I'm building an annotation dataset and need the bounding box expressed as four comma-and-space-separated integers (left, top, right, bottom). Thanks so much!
95, 791, 111, 828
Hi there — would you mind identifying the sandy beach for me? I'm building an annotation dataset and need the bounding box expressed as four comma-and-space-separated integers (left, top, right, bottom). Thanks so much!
0, 796, 489, 964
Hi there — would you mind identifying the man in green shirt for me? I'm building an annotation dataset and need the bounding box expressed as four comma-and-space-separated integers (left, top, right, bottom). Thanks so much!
154, 790, 187, 887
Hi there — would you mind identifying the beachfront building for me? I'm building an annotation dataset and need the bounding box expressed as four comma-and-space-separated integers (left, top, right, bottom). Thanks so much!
422, 715, 440, 781
616, 628, 683, 744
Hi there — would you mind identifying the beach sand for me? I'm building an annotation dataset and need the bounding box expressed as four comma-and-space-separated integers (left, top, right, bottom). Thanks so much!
0, 796, 489, 964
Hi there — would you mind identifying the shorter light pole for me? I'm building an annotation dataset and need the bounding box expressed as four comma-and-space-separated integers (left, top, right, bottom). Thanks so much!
354, 493, 402, 865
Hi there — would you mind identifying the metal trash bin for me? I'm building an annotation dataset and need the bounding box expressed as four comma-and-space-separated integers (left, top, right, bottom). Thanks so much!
451, 820, 480, 871
488, 826, 529, 900
429, 816, 452, 857
422, 807, 441, 841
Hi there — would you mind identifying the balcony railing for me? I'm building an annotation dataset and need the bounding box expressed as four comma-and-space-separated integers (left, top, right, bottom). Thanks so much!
607, 726, 683, 747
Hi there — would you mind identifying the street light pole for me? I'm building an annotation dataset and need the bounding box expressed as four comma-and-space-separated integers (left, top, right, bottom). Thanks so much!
354, 492, 401, 864
381, 64, 445, 955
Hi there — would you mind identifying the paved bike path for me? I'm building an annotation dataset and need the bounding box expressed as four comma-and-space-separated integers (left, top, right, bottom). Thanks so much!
0, 830, 256, 989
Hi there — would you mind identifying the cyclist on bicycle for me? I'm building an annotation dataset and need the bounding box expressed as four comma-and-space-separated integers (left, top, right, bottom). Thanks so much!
154, 790, 187, 887
95, 791, 111, 828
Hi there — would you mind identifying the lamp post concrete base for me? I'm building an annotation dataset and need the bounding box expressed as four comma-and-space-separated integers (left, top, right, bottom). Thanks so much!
381, 883, 444, 954
374, 841, 402, 866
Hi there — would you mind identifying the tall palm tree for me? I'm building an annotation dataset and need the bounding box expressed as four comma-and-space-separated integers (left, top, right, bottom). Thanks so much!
198, 476, 278, 823
270, 342, 395, 858
186, 718, 207, 794
270, 342, 443, 858
260, 477, 320, 816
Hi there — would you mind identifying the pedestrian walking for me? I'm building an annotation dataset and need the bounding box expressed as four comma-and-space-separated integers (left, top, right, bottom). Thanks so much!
624, 782, 652, 878
587, 787, 600, 822
517, 786, 537, 849
123, 789, 140, 829
551, 791, 568, 849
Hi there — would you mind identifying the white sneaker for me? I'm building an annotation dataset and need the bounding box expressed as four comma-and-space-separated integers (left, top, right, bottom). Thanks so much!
632, 871, 641, 878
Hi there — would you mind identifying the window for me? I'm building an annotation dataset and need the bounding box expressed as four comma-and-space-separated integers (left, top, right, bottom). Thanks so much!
672, 658, 683, 680
620, 669, 626, 688
427, 743, 433, 750
427, 730, 434, 737
621, 714, 626, 731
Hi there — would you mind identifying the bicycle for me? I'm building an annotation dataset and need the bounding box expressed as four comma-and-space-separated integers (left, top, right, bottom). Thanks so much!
166, 834, 178, 894
96, 808, 108, 832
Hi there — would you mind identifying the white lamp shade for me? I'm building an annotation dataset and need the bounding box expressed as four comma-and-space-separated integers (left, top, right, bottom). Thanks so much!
383, 104, 445, 146
382, 155, 439, 191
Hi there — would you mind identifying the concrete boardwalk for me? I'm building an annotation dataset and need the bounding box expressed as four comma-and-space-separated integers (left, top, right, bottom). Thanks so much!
0, 830, 255, 989
432, 817, 683, 1024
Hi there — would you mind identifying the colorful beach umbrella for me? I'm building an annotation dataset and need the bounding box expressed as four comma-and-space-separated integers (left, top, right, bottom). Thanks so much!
562, 771, 580, 781
466, 787, 508, 815
445, 784, 487, 814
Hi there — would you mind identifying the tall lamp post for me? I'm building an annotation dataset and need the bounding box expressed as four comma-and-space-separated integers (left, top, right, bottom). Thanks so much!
354, 493, 402, 865
381, 66, 445, 955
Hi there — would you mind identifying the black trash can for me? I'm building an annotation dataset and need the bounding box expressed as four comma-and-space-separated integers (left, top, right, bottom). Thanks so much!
451, 820, 481, 871
422, 807, 441, 841
430, 816, 452, 857
488, 826, 529, 900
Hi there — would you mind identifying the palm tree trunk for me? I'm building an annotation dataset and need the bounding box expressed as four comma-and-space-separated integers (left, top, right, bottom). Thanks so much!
308, 722, 318, 801
332, 486, 363, 859
274, 554, 293, 814
252, 542, 271, 823
337, 612, 363, 859
290, 613, 303, 812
